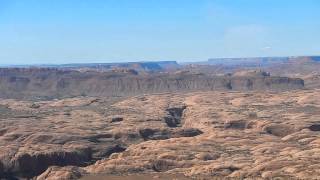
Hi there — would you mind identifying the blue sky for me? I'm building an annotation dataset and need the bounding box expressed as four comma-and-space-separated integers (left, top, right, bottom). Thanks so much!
0, 0, 319, 64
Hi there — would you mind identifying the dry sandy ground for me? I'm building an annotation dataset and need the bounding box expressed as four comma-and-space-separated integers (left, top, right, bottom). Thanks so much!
1, 90, 320, 179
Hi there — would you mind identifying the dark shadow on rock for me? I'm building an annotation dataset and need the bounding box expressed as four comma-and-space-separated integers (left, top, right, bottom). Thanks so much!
164, 106, 187, 127
309, 124, 320, 131
172, 128, 203, 138
111, 117, 123, 123
11, 148, 92, 178
139, 128, 202, 141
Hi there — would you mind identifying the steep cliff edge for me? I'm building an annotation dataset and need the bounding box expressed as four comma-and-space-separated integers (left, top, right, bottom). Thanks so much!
0, 68, 304, 99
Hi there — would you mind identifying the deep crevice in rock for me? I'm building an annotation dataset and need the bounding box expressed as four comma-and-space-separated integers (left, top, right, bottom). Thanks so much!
139, 128, 203, 141
309, 124, 320, 131
139, 128, 170, 140
93, 144, 126, 159
11, 148, 92, 178
4, 142, 127, 179
164, 106, 187, 127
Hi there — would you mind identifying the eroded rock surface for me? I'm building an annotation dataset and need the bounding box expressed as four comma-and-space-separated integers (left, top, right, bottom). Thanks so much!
1, 90, 320, 179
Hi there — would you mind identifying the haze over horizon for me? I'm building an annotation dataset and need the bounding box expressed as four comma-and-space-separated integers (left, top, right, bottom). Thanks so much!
0, 0, 319, 64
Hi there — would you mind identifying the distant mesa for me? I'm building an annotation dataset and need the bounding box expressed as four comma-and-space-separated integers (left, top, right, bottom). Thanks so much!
0, 67, 304, 100
3, 56, 320, 99
206, 56, 320, 66
11, 61, 182, 73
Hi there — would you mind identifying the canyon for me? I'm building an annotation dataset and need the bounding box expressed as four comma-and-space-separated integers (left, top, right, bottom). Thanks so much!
1, 56, 320, 179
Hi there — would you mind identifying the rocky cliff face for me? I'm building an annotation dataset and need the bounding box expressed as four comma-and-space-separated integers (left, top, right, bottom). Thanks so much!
0, 68, 304, 99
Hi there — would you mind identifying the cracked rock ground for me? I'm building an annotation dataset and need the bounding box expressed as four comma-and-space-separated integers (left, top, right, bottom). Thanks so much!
1, 90, 320, 179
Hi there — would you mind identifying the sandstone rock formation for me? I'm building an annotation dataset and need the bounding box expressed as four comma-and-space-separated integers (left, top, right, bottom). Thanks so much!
1, 90, 320, 179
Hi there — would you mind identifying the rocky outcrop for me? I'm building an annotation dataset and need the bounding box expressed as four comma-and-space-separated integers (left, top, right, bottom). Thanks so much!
2, 89, 320, 179
0, 95, 203, 178
0, 146, 88, 177
80, 90, 320, 179
36, 166, 85, 180
10, 149, 91, 178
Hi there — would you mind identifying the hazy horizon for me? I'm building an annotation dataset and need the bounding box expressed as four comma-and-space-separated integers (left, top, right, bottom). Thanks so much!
1, 0, 319, 64
1, 54, 320, 66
